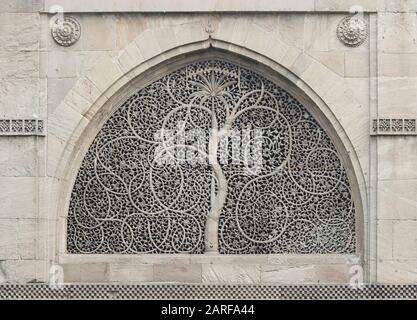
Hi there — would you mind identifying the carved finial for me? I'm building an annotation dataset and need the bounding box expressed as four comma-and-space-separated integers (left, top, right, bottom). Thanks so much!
205, 21, 214, 37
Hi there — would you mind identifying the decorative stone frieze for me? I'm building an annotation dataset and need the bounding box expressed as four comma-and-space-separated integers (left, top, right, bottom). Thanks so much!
371, 119, 417, 135
337, 16, 368, 47
0, 119, 45, 136
51, 16, 81, 47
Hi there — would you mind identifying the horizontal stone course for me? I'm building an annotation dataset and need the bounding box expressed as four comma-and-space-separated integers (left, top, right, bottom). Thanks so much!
57, 252, 358, 284
154, 264, 202, 283
0, 51, 39, 79
39, 0, 417, 13
261, 264, 351, 284
378, 180, 417, 220
0, 0, 40, 13
0, 13, 39, 51
377, 260, 417, 284
378, 137, 417, 180
393, 221, 417, 259
42, 0, 317, 13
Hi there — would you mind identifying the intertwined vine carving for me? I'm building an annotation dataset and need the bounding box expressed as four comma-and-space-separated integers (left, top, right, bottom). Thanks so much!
67, 60, 356, 254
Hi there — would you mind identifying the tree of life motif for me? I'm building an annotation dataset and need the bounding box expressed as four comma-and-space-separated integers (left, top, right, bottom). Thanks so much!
67, 60, 356, 254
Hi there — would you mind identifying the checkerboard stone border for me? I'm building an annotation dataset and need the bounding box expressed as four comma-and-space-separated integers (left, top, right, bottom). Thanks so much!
0, 284, 415, 300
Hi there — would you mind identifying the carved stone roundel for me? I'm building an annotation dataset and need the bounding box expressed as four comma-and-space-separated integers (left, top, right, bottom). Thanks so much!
51, 16, 81, 47
337, 16, 368, 47
67, 60, 356, 254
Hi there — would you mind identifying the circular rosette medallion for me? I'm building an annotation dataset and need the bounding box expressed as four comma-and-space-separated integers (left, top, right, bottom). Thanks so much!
337, 16, 368, 47
51, 16, 81, 47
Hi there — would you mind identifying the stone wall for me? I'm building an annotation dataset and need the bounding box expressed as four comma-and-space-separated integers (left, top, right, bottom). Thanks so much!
375, 8, 417, 283
0, 0, 416, 284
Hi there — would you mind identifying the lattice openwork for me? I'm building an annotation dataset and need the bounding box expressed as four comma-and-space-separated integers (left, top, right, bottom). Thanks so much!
67, 60, 356, 254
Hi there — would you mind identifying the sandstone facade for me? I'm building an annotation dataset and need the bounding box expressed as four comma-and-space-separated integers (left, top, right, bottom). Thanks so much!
0, 0, 416, 284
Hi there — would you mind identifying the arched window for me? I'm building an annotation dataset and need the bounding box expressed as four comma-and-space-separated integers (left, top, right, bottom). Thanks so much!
67, 60, 356, 254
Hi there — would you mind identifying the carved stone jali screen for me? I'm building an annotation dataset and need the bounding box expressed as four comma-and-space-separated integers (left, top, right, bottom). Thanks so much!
67, 60, 356, 254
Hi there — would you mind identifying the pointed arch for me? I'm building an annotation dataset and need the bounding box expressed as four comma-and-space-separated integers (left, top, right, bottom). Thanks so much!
48, 22, 367, 270
65, 57, 358, 255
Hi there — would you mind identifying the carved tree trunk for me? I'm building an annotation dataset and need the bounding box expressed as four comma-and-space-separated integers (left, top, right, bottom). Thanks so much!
204, 127, 228, 252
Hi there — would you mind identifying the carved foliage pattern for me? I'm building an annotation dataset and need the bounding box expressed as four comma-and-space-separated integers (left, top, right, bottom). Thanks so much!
67, 60, 356, 254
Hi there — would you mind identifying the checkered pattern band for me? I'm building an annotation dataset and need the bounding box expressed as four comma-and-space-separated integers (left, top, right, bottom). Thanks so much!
0, 284, 415, 300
